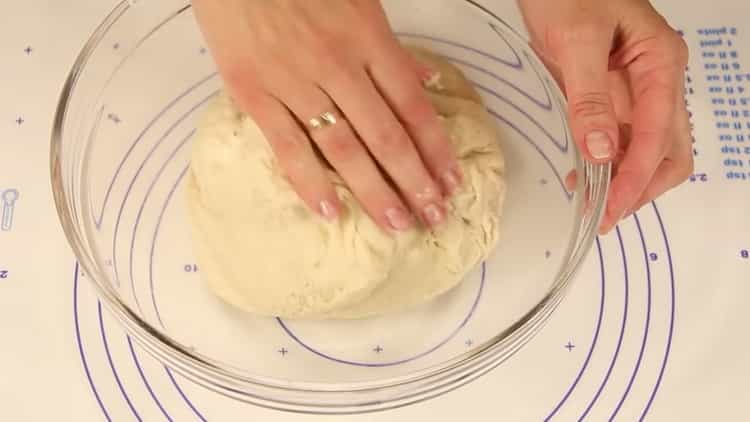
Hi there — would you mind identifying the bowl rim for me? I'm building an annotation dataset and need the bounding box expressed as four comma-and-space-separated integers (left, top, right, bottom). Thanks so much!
50, 0, 611, 414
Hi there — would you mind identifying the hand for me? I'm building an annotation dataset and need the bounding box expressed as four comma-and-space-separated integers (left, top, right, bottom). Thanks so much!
191, 0, 461, 232
517, 0, 693, 233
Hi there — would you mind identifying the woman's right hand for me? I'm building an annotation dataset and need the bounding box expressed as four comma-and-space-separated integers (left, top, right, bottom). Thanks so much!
192, 0, 462, 232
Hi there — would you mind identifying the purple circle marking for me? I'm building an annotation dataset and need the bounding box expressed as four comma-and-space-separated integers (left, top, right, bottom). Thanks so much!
74, 82, 215, 421
74, 164, 203, 422
639, 202, 676, 419
610, 213, 653, 419
397, 28, 522, 69
165, 368, 209, 422
98, 302, 143, 421
129, 128, 198, 322
484, 107, 572, 201
276, 264, 485, 367
129, 156, 207, 421
113, 93, 214, 315
93, 72, 217, 229
73, 263, 113, 422
127, 336, 173, 421
459, 70, 568, 153
579, 227, 630, 419
544, 236, 607, 421
148, 166, 189, 328
147, 165, 206, 421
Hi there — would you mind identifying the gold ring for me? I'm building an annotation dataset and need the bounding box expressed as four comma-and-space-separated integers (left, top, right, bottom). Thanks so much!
308, 111, 340, 130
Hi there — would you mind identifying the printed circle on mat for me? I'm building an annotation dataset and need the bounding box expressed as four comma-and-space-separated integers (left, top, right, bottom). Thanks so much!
276, 265, 485, 367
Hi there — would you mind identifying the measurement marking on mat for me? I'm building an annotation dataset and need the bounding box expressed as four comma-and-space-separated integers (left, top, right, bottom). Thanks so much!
564, 341, 575, 352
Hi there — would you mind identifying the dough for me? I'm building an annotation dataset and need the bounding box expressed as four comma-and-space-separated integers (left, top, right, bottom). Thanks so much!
186, 45, 506, 319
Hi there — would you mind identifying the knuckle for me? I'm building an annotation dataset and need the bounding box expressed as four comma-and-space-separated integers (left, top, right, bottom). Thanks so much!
672, 34, 690, 67
370, 122, 410, 155
398, 94, 437, 130
569, 92, 613, 120
223, 67, 244, 89
320, 132, 360, 162
659, 139, 674, 158
269, 131, 306, 160
654, 30, 689, 68
308, 34, 350, 70
222, 63, 247, 86
222, 62, 262, 92
547, 21, 610, 52
675, 154, 695, 181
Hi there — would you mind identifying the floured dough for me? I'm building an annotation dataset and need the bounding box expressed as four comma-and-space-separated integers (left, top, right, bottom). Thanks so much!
186, 45, 506, 319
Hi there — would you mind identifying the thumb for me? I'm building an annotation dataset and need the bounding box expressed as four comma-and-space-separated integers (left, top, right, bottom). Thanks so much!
556, 27, 619, 163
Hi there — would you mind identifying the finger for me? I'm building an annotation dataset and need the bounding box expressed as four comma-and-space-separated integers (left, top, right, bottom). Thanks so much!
271, 79, 416, 232
599, 109, 671, 232
234, 91, 342, 221
599, 125, 667, 233
367, 45, 464, 195
569, 120, 634, 232
321, 63, 448, 227
602, 35, 688, 231
627, 148, 692, 217
565, 170, 577, 191
628, 156, 693, 215
568, 120, 632, 192
552, 23, 620, 164
628, 96, 694, 214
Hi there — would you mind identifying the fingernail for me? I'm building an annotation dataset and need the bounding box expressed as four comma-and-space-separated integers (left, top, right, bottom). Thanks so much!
585, 131, 613, 160
385, 207, 413, 231
423, 203, 444, 226
319, 200, 339, 221
442, 168, 463, 194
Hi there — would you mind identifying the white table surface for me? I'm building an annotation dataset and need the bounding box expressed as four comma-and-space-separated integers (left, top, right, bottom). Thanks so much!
1, 0, 748, 420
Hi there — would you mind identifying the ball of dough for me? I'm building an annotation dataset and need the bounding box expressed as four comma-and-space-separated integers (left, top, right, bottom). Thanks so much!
186, 45, 506, 319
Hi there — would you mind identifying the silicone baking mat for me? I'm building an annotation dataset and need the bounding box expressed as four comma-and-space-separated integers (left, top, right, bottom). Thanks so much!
0, 0, 748, 420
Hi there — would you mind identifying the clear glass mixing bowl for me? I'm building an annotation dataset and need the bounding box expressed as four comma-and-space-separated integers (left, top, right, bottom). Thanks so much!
51, 0, 610, 414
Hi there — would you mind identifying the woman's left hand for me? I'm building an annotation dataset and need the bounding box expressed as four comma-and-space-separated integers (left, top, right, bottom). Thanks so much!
518, 0, 694, 233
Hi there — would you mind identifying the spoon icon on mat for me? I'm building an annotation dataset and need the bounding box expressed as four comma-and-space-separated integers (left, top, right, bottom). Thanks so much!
2, 189, 19, 231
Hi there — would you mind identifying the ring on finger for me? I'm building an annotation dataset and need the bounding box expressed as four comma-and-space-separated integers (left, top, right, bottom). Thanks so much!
308, 110, 344, 131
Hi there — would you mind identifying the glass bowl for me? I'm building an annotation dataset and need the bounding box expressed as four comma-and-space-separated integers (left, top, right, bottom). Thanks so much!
51, 0, 610, 414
